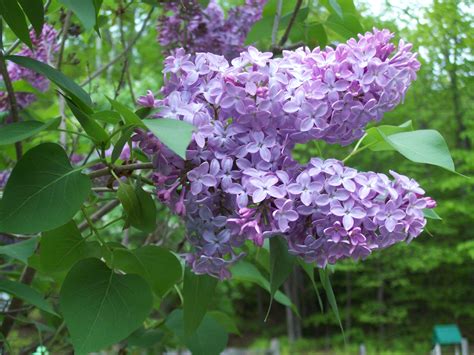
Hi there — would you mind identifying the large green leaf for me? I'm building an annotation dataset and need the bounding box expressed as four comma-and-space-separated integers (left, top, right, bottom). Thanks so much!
380, 129, 456, 172
117, 183, 157, 233
0, 278, 58, 316
183, 269, 217, 336
208, 310, 240, 335
0, 143, 91, 234
0, 237, 37, 264
59, 258, 153, 354
6, 55, 92, 107
17, 0, 44, 35
144, 118, 195, 159
112, 245, 183, 297
40, 221, 100, 272
324, 12, 363, 39
0, 118, 60, 146
166, 310, 229, 355
0, 0, 32, 47
59, 0, 96, 30
362, 120, 413, 151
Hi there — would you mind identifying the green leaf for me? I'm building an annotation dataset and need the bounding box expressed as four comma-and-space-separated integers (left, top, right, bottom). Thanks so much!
0, 143, 91, 234
112, 245, 183, 297
117, 183, 157, 232
59, 258, 153, 354
143, 118, 195, 159
298, 259, 323, 312
324, 12, 363, 39
6, 55, 92, 107
0, 278, 58, 316
424, 208, 442, 220
362, 120, 413, 151
59, 0, 96, 30
111, 126, 135, 163
208, 310, 240, 335
107, 97, 145, 127
65, 97, 109, 144
279, 7, 309, 30
231, 261, 295, 309
0, 0, 32, 47
39, 221, 100, 272
17, 0, 44, 35
90, 110, 121, 124
380, 129, 456, 172
266, 236, 295, 319
306, 22, 328, 48
166, 309, 229, 355
183, 269, 217, 336
0, 118, 60, 146
0, 237, 37, 264
319, 268, 344, 337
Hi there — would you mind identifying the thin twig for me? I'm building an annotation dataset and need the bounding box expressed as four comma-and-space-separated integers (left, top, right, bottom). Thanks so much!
80, 8, 154, 87
77, 200, 121, 232
279, 0, 303, 47
88, 162, 154, 179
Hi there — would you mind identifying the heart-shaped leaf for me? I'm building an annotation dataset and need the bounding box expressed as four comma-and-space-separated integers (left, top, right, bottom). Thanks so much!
60, 258, 153, 354
0, 143, 91, 234
40, 221, 100, 272
112, 245, 183, 297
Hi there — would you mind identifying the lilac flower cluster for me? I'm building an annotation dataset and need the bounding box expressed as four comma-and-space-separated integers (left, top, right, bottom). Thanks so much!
0, 24, 58, 112
136, 29, 433, 279
157, 0, 266, 59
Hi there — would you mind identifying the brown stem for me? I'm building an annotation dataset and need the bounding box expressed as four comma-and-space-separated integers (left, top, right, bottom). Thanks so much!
88, 162, 154, 179
77, 199, 121, 231
278, 0, 303, 47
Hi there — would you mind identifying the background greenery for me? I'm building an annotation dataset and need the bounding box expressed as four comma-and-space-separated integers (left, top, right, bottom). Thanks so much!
0, 0, 472, 353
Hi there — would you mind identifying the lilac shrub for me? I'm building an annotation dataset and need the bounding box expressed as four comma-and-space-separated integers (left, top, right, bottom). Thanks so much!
0, 24, 58, 112
136, 29, 434, 279
157, 0, 266, 59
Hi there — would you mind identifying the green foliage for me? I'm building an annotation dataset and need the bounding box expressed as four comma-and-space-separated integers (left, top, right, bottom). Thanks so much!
0, 237, 37, 264
112, 245, 182, 297
39, 221, 100, 272
117, 182, 157, 232
0, 118, 59, 146
0, 0, 32, 47
166, 310, 229, 355
0, 143, 91, 234
6, 55, 92, 107
59, 258, 153, 354
183, 269, 218, 336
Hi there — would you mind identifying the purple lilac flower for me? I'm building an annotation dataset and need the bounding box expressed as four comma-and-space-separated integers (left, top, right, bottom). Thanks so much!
135, 29, 432, 279
157, 0, 266, 60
